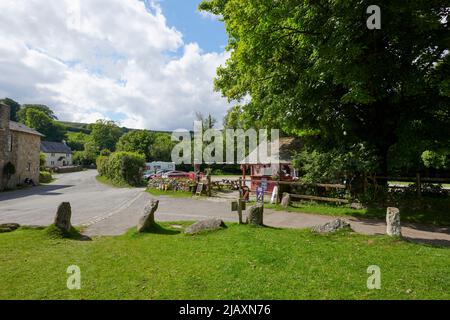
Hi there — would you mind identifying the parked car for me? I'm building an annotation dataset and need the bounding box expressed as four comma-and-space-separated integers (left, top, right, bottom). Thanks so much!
161, 170, 190, 179
143, 169, 170, 181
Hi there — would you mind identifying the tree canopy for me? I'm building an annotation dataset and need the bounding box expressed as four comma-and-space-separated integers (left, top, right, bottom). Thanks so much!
89, 120, 123, 152
116, 130, 155, 161
200, 0, 450, 175
23, 108, 66, 142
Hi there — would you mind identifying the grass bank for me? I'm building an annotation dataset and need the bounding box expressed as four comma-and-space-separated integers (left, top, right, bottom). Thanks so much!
146, 188, 193, 198
0, 223, 449, 299
95, 175, 133, 188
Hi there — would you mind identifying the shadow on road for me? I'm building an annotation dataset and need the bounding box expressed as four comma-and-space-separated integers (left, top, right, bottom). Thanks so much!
0, 184, 74, 201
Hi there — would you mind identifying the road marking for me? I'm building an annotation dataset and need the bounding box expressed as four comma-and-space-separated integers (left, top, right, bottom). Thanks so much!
81, 191, 145, 227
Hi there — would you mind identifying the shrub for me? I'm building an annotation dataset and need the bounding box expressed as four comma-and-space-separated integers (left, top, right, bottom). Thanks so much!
96, 156, 109, 177
39, 171, 53, 183
3, 162, 16, 178
101, 151, 145, 186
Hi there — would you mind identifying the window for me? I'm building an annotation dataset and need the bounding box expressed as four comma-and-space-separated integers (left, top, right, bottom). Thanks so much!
7, 134, 12, 152
51, 153, 55, 157
27, 163, 31, 171
51, 161, 55, 165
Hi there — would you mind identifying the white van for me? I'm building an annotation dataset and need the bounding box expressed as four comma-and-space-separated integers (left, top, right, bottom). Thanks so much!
144, 162, 176, 174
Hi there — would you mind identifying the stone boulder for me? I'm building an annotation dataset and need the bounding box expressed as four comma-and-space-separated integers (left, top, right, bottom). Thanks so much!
137, 200, 159, 233
312, 218, 352, 233
185, 219, 226, 235
54, 202, 72, 232
386, 207, 401, 237
0, 223, 20, 233
281, 193, 291, 207
246, 204, 264, 226
350, 202, 365, 210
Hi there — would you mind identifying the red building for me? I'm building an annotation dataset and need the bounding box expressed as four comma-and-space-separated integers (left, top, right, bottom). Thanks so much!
241, 137, 302, 193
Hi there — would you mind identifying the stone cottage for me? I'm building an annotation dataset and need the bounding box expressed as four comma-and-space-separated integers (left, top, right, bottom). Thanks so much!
0, 102, 43, 190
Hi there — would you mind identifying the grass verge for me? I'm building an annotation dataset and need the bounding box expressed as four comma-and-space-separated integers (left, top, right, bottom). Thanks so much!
146, 188, 193, 198
96, 175, 133, 188
0, 223, 449, 299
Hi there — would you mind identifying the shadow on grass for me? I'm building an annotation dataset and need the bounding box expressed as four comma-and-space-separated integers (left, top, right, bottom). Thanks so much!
45, 224, 91, 241
131, 223, 181, 236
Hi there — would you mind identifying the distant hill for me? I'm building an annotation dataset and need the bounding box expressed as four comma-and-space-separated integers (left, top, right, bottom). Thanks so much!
58, 121, 171, 135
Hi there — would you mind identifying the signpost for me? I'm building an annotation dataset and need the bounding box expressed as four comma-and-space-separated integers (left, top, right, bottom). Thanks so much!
195, 183, 204, 196
256, 186, 264, 204
231, 199, 246, 224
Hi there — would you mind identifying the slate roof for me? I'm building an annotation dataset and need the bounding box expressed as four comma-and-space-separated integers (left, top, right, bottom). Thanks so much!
40, 141, 73, 154
241, 137, 303, 165
9, 121, 44, 136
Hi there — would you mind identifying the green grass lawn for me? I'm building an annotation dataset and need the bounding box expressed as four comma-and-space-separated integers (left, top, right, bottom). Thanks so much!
265, 200, 450, 226
0, 223, 449, 300
146, 188, 193, 198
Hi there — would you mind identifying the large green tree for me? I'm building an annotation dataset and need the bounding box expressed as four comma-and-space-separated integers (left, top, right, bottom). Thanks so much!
116, 130, 155, 161
89, 120, 123, 152
17, 104, 57, 123
0, 98, 21, 121
23, 108, 66, 142
200, 0, 450, 175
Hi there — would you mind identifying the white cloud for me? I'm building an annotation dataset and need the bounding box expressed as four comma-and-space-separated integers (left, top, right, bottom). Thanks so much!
0, 0, 231, 130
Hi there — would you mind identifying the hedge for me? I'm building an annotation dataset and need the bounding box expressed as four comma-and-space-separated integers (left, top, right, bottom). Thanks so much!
97, 152, 145, 186
39, 171, 53, 183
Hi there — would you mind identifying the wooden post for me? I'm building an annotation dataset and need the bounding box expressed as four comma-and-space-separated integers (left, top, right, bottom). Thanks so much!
207, 175, 212, 197
237, 198, 243, 224
416, 173, 421, 198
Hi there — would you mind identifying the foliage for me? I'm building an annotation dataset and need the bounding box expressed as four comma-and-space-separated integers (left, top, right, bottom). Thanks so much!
89, 120, 123, 152
3, 162, 16, 178
421, 150, 450, 170
200, 0, 450, 176
17, 104, 57, 122
39, 171, 53, 183
293, 144, 378, 183
0, 98, 20, 121
39, 153, 46, 171
95, 156, 109, 177
116, 130, 154, 161
22, 108, 66, 142
73, 141, 99, 166
149, 133, 174, 161
66, 132, 90, 151
100, 151, 145, 186
99, 149, 111, 157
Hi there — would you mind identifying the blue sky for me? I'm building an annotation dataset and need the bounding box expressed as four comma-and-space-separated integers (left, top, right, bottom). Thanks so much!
153, 0, 228, 53
0, 0, 232, 130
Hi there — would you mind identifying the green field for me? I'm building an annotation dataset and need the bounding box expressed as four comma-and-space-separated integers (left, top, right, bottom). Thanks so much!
0, 223, 449, 300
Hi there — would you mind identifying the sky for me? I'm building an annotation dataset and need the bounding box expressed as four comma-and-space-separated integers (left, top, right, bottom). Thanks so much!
0, 0, 231, 130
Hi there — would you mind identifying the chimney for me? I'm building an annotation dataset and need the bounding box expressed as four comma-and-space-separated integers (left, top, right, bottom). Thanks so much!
0, 102, 11, 130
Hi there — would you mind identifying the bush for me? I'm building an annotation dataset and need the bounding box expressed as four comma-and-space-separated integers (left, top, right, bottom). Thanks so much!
100, 151, 145, 186
39, 171, 53, 183
3, 162, 16, 177
96, 156, 109, 177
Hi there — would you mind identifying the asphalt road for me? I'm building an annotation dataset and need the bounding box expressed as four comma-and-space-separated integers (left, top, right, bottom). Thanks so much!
0, 170, 145, 227
1, 170, 449, 245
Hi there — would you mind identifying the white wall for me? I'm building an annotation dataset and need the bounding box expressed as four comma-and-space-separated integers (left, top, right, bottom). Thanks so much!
44, 152, 72, 168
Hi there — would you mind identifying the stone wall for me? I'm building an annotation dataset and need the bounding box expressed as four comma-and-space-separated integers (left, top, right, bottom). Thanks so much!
0, 103, 41, 190
5, 131, 41, 188
0, 103, 11, 190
